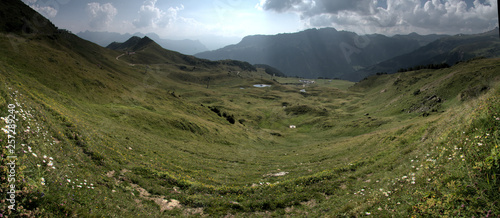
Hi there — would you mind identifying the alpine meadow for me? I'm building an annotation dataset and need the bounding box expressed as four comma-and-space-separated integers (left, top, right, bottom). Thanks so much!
1, 0, 500, 217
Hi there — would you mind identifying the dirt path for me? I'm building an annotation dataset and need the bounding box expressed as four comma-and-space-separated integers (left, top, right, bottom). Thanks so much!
115, 53, 125, 60
115, 53, 135, 66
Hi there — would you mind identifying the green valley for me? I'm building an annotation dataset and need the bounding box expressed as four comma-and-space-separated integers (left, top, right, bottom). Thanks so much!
1, 0, 500, 217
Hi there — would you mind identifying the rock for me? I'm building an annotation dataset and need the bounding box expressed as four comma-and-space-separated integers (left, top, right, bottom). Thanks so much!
263, 171, 289, 177
106, 170, 115, 178
167, 199, 181, 210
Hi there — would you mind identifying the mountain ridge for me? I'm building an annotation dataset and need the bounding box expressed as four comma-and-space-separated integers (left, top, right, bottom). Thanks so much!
77, 31, 209, 55
0, 0, 57, 35
105, 35, 257, 71
195, 28, 448, 80
351, 27, 500, 81
106, 36, 155, 52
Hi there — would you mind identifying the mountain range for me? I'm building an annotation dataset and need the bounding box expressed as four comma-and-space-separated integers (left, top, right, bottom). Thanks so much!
353, 28, 500, 81
77, 31, 208, 55
195, 28, 500, 81
195, 28, 445, 80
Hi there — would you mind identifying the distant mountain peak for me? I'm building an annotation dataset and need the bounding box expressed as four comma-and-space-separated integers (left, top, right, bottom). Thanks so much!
106, 36, 156, 52
141, 36, 153, 42
126, 36, 142, 43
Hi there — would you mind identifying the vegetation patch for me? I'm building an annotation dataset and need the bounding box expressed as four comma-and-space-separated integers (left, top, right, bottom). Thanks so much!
207, 106, 236, 124
284, 104, 328, 116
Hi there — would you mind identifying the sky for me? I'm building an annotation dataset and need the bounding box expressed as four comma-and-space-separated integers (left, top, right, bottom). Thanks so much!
22, 0, 499, 49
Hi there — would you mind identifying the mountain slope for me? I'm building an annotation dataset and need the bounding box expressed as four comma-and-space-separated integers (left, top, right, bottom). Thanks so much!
195, 28, 447, 80
352, 28, 500, 81
0, 0, 58, 35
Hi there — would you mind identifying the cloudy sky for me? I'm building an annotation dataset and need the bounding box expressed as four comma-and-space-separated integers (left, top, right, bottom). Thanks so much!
23, 0, 498, 49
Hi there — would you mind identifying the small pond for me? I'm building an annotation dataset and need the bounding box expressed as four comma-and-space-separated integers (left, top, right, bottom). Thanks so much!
253, 84, 272, 88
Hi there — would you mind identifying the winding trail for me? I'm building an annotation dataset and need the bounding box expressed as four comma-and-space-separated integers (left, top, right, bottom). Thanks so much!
115, 53, 136, 66
115, 53, 125, 60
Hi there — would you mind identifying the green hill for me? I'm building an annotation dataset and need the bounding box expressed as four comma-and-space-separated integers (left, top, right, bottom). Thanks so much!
1, 0, 500, 217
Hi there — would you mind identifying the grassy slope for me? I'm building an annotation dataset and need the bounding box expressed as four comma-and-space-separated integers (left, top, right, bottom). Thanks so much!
0, 29, 499, 217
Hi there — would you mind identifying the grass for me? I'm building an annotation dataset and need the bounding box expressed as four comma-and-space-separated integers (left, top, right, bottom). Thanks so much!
0, 30, 499, 217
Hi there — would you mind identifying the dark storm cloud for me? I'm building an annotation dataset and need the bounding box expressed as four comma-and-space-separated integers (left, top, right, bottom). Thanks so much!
259, 0, 498, 34
261, 0, 374, 15
313, 0, 373, 14
260, 0, 310, 12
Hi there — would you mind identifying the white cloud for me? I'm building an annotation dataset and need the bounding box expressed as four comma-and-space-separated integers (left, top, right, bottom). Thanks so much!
32, 4, 58, 18
133, 0, 184, 29
86, 2, 117, 30
23, 0, 58, 18
259, 0, 498, 34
